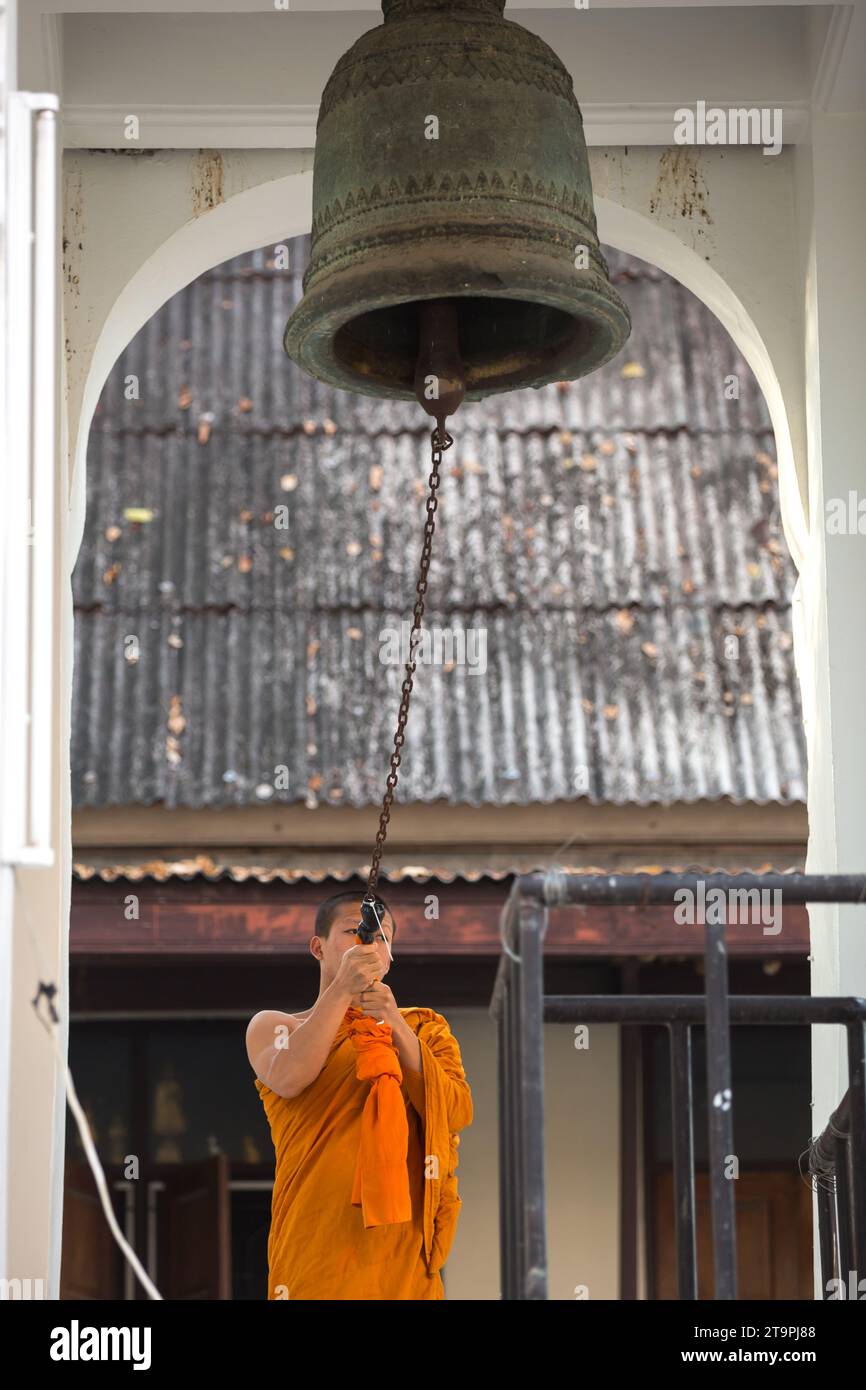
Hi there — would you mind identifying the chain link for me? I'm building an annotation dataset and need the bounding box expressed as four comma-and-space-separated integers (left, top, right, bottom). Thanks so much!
364, 425, 453, 903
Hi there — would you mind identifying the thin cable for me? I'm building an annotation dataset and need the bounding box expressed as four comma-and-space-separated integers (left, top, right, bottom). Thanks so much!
15, 871, 163, 1300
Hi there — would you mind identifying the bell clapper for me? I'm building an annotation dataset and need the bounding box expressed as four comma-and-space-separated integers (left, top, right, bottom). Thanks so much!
414, 299, 465, 441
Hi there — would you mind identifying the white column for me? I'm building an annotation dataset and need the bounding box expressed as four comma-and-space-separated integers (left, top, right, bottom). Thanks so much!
798, 111, 866, 1294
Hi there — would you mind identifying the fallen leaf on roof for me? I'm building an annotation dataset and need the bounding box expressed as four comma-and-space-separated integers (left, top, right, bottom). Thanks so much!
755, 451, 773, 468
579, 453, 597, 471
238, 555, 253, 573
561, 456, 576, 470
323, 418, 337, 435
103, 563, 121, 585
105, 525, 122, 542
167, 634, 183, 650
581, 698, 594, 714
603, 704, 619, 721
239, 509, 253, 523
747, 562, 762, 578
641, 642, 658, 659
347, 627, 363, 640
682, 577, 695, 594
220, 555, 234, 569
369, 463, 384, 491
308, 774, 322, 792
598, 440, 616, 457
280, 474, 298, 492
616, 609, 635, 634
307, 640, 320, 659
302, 419, 316, 434
346, 540, 363, 557
123, 507, 153, 523
305, 695, 317, 717
178, 386, 193, 409
167, 695, 186, 736
621, 361, 645, 379
197, 418, 211, 444
279, 547, 295, 562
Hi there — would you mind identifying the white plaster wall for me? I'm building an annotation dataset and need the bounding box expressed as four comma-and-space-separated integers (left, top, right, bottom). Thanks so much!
435, 1009, 620, 1300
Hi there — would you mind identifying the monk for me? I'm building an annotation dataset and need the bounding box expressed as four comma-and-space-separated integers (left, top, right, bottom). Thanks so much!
246, 890, 473, 1300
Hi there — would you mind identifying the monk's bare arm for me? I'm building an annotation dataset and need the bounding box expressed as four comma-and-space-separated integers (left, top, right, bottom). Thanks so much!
247, 943, 382, 1098
246, 979, 351, 1100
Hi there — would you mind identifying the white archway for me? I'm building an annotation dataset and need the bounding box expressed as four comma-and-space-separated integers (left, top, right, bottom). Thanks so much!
68, 153, 809, 582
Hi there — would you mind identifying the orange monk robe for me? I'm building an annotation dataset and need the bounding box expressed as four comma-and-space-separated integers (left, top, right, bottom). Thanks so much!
254, 1005, 473, 1300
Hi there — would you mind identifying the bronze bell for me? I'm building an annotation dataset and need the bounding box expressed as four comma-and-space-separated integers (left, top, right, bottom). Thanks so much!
284, 0, 630, 409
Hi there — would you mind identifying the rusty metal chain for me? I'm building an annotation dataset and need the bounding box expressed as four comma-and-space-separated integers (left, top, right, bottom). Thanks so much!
364, 425, 453, 905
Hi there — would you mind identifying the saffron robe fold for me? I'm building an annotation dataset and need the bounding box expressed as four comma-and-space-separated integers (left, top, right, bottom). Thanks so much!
254, 1006, 473, 1300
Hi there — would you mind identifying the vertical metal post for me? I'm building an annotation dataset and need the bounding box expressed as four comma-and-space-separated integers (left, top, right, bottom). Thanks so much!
508, 943, 526, 1295
835, 1133, 852, 1297
518, 894, 548, 1299
846, 1020, 866, 1285
703, 915, 737, 1298
816, 1178, 837, 1298
670, 1022, 698, 1299
496, 955, 512, 1299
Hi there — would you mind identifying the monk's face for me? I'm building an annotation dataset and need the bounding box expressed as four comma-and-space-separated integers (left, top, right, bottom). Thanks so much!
316, 902, 395, 988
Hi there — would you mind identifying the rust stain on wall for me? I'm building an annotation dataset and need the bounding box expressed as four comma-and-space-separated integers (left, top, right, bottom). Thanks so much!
190, 150, 226, 218
649, 147, 713, 225
62, 167, 86, 362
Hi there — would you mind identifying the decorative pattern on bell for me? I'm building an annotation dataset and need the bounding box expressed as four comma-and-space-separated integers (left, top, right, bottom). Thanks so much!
284, 0, 631, 401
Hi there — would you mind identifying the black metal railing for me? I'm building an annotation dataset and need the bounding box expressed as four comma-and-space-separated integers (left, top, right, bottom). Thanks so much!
489, 871, 866, 1300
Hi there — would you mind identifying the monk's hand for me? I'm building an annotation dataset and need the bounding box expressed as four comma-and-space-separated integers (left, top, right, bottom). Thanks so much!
356, 980, 399, 1026
335, 943, 383, 1002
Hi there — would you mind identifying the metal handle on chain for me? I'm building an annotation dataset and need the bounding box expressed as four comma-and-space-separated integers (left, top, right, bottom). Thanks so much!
363, 425, 453, 907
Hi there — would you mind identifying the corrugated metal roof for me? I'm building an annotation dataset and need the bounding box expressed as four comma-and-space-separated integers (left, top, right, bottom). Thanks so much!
72, 241, 804, 811
71, 854, 805, 886
72, 605, 803, 809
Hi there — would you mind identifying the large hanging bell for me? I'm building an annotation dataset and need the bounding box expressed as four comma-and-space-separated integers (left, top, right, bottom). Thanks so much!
284, 0, 630, 402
